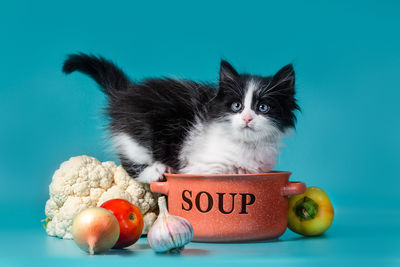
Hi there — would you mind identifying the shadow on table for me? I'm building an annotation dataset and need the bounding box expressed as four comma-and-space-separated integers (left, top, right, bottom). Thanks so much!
283, 233, 329, 242
104, 249, 136, 256
180, 248, 210, 256
102, 243, 151, 256
130, 243, 151, 250
208, 238, 281, 244
153, 248, 211, 257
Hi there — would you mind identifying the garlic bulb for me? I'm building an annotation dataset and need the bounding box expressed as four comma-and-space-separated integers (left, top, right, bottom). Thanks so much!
147, 196, 193, 253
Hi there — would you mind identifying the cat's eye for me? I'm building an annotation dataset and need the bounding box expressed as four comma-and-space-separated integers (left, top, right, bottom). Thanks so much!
258, 103, 270, 113
231, 102, 242, 112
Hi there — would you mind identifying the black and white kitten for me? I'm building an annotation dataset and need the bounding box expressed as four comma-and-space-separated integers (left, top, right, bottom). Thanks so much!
62, 53, 299, 183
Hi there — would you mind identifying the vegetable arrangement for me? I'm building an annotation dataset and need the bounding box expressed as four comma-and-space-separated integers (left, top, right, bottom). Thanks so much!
71, 197, 193, 254
44, 155, 194, 255
44, 155, 334, 255
44, 155, 158, 239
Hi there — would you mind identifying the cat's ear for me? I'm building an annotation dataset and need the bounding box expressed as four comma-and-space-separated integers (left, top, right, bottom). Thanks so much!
270, 64, 295, 92
219, 60, 239, 85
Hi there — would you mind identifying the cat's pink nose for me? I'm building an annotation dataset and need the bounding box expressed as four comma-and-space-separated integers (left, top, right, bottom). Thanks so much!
243, 114, 253, 125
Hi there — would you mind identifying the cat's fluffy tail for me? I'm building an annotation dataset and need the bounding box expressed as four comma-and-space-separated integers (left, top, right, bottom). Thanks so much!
62, 53, 130, 97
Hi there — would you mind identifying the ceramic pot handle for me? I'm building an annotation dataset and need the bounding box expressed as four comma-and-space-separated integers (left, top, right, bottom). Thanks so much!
281, 181, 306, 196
150, 181, 169, 195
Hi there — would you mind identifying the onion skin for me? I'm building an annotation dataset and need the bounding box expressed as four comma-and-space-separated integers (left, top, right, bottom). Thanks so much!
72, 207, 120, 255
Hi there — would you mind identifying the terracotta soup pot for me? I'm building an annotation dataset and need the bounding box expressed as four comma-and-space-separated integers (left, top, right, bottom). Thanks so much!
150, 171, 306, 242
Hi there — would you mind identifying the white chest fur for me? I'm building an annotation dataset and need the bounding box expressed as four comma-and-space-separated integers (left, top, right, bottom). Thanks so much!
178, 121, 280, 174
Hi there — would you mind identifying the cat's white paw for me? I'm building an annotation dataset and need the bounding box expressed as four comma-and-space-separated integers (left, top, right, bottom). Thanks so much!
136, 162, 167, 183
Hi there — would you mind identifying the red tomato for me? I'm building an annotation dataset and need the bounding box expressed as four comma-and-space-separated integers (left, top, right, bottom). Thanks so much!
100, 199, 144, 249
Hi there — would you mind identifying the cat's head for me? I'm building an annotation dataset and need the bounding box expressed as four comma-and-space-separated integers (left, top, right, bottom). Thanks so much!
208, 60, 299, 142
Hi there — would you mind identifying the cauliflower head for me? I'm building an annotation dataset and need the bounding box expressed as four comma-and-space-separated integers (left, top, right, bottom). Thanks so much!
44, 155, 159, 239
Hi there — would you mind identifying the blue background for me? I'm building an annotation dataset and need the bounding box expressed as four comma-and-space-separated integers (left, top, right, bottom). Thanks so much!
0, 0, 399, 265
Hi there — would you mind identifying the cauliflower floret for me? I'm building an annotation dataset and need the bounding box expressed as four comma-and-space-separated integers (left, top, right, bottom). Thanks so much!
89, 187, 105, 203
49, 155, 113, 206
46, 196, 94, 239
126, 182, 147, 211
143, 211, 158, 234
45, 198, 59, 219
102, 161, 117, 173
44, 155, 159, 239
113, 166, 131, 190
49, 171, 74, 207
97, 184, 133, 206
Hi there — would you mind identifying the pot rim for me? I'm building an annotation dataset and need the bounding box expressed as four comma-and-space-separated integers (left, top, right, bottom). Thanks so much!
163, 170, 292, 179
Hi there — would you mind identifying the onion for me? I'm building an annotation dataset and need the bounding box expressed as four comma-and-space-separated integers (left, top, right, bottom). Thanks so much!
72, 207, 120, 255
